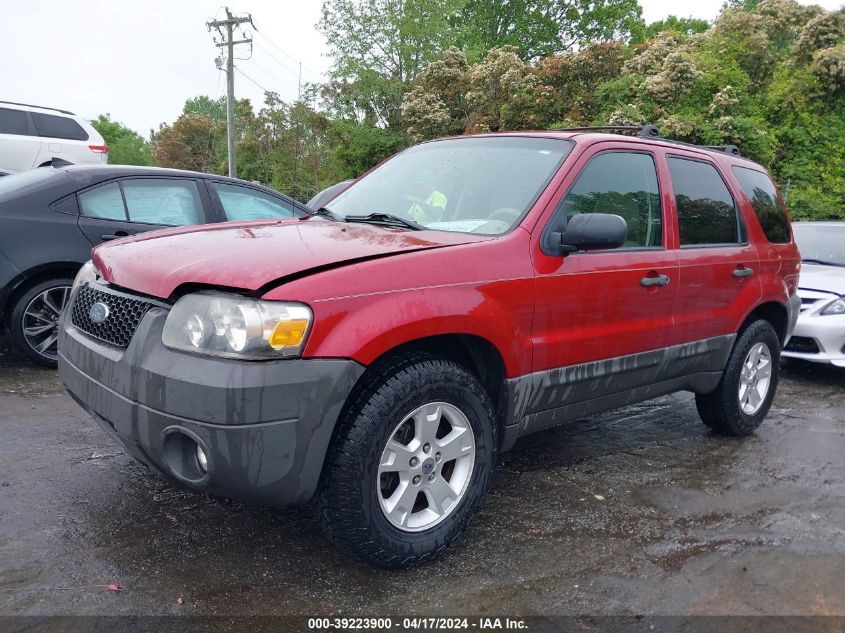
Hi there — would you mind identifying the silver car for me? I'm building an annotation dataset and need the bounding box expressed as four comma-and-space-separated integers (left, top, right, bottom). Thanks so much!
783, 221, 845, 368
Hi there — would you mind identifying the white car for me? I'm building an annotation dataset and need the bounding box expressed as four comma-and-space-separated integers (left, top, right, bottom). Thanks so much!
0, 101, 108, 173
783, 221, 845, 367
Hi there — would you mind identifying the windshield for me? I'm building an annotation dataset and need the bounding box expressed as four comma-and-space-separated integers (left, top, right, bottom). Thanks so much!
327, 136, 574, 235
793, 223, 845, 267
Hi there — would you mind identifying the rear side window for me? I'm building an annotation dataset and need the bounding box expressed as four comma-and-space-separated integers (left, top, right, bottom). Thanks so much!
213, 182, 295, 221
31, 112, 88, 141
0, 107, 30, 135
79, 182, 126, 220
668, 157, 740, 246
122, 179, 203, 226
731, 166, 790, 243
557, 151, 662, 248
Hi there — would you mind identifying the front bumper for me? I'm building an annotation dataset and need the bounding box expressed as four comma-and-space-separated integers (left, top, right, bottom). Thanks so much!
782, 311, 845, 368
58, 291, 365, 505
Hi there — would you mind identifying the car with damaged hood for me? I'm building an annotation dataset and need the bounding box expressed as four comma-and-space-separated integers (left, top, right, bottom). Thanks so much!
59, 127, 801, 568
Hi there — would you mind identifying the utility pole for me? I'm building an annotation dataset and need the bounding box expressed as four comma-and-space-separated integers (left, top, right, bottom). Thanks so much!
207, 8, 254, 178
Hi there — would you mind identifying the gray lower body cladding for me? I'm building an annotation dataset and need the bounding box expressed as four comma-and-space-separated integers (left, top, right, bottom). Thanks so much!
58, 304, 364, 506
500, 334, 736, 451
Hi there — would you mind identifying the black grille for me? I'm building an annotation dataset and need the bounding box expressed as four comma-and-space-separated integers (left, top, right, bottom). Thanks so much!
784, 336, 820, 354
71, 284, 157, 347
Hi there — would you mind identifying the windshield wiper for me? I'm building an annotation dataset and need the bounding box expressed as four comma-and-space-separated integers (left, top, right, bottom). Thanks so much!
306, 206, 342, 221
344, 213, 425, 231
802, 257, 844, 268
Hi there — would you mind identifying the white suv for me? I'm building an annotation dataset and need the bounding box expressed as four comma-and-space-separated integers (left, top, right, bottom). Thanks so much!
0, 101, 108, 173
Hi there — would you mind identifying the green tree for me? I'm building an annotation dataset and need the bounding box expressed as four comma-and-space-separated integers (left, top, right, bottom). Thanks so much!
151, 113, 220, 173
630, 15, 710, 44
90, 114, 154, 166
318, 0, 463, 129
455, 0, 644, 62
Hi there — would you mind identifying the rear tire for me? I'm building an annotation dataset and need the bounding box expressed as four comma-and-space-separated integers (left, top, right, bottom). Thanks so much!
9, 278, 74, 368
316, 354, 496, 568
695, 320, 780, 436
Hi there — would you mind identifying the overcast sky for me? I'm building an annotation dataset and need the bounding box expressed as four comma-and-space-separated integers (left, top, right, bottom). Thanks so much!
3, 0, 843, 137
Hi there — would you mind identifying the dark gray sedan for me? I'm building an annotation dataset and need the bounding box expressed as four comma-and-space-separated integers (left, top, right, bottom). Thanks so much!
0, 165, 308, 366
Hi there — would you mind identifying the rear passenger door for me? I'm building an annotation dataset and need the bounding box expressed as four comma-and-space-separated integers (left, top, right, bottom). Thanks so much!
76, 177, 213, 245
665, 153, 761, 347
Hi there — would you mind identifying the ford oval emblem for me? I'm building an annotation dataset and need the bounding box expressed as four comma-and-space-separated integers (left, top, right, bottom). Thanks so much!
89, 302, 110, 324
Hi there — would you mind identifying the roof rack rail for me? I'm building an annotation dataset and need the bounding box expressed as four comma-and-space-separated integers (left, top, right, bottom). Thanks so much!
560, 124, 742, 157
560, 125, 660, 138
0, 100, 75, 116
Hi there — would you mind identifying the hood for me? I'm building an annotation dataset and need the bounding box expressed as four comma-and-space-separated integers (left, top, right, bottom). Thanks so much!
799, 263, 845, 296
92, 218, 490, 299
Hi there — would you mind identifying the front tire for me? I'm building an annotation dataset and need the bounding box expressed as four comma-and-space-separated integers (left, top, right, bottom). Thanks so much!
316, 355, 496, 568
9, 278, 74, 368
695, 320, 780, 436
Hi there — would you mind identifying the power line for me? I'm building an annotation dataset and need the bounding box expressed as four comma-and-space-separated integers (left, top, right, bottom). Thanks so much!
234, 66, 273, 95
245, 56, 299, 93
253, 30, 323, 80
252, 39, 301, 79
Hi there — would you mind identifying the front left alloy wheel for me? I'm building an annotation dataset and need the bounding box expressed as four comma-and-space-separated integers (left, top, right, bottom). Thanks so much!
317, 354, 496, 568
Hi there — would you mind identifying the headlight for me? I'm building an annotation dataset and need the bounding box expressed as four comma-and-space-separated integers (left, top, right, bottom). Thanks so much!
820, 297, 845, 316
72, 260, 99, 293
162, 293, 312, 359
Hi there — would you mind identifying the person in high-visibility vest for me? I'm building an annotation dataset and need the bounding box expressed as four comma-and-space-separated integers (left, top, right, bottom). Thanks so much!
407, 170, 447, 223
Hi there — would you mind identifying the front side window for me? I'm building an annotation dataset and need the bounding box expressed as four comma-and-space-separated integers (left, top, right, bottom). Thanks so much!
214, 183, 295, 221
78, 182, 126, 220
31, 113, 88, 141
327, 137, 574, 235
732, 166, 790, 244
668, 157, 740, 246
557, 152, 662, 248
0, 107, 30, 136
122, 179, 203, 226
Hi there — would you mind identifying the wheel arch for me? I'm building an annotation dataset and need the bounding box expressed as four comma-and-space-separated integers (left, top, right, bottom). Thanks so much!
1, 262, 81, 324
317, 333, 510, 490
740, 300, 789, 346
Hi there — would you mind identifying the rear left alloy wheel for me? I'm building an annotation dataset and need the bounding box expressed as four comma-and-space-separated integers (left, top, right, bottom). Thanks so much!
317, 355, 496, 568
695, 320, 780, 436
9, 278, 74, 368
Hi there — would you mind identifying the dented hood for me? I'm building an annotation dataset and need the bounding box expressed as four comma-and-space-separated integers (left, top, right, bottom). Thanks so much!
92, 218, 489, 299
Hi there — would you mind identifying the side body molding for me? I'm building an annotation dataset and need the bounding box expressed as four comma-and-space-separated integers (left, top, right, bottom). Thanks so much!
499, 334, 736, 451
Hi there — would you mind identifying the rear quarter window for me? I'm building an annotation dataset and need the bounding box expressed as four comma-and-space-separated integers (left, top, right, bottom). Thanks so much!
731, 166, 791, 243
31, 113, 89, 141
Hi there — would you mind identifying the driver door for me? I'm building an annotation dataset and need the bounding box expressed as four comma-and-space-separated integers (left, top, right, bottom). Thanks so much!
528, 146, 679, 416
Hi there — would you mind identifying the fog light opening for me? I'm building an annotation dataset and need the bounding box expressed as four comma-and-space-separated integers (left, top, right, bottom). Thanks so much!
196, 444, 208, 473
161, 427, 210, 484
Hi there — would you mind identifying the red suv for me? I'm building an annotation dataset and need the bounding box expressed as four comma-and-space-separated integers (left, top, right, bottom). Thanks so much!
58, 127, 801, 568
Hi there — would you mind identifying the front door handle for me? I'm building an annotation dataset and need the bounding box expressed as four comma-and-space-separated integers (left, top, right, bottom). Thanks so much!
641, 274, 670, 287
733, 266, 754, 278
100, 231, 129, 241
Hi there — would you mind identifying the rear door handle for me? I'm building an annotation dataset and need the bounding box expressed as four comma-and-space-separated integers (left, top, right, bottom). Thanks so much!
100, 231, 129, 241
733, 266, 754, 278
641, 274, 670, 287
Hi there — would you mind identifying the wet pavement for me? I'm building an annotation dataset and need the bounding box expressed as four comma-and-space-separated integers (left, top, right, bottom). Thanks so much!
0, 337, 843, 619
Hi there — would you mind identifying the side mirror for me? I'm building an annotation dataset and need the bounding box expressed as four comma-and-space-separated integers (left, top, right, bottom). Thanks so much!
554, 213, 628, 255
